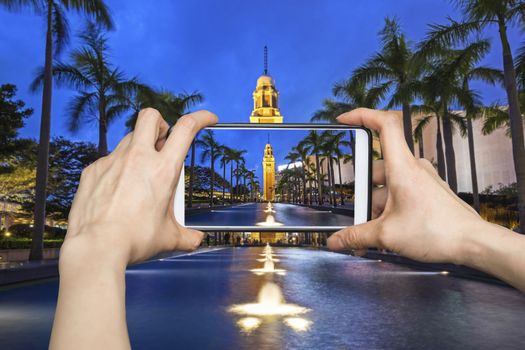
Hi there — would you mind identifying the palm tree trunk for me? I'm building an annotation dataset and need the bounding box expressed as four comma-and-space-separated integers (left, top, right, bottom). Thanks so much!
330, 158, 336, 206
30, 1, 53, 261
337, 158, 345, 205
442, 110, 458, 192
498, 17, 525, 234
188, 140, 195, 208
243, 176, 247, 202
418, 133, 425, 158
210, 153, 215, 207
348, 131, 355, 172
302, 169, 307, 204
98, 97, 108, 157
402, 102, 415, 154
235, 162, 240, 202
436, 116, 446, 181
315, 154, 323, 205
229, 161, 233, 204
466, 117, 480, 212
222, 161, 226, 204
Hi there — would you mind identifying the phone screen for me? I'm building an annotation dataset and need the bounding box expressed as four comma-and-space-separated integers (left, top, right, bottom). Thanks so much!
183, 126, 368, 230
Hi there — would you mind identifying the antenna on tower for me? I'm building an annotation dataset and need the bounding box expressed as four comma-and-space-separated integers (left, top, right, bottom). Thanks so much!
267, 132, 270, 144
264, 46, 268, 75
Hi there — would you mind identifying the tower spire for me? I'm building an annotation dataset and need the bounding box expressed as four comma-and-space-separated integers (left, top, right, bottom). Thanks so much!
267, 132, 270, 144
264, 45, 268, 75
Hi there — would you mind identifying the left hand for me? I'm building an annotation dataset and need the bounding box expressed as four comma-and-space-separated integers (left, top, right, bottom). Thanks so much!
60, 108, 218, 270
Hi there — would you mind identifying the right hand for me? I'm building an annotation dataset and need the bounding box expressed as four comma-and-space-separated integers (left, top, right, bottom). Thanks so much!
327, 108, 484, 265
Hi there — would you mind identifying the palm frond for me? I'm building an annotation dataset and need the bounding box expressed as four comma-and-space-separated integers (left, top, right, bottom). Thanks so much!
66, 91, 96, 132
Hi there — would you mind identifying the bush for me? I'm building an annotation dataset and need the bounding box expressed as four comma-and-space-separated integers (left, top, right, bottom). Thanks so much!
7, 224, 67, 239
0, 237, 63, 249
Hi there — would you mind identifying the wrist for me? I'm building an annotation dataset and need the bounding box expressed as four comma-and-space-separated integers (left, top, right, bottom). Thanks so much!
59, 233, 129, 278
455, 218, 504, 269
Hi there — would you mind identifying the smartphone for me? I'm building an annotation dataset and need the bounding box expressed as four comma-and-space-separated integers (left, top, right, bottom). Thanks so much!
174, 124, 371, 231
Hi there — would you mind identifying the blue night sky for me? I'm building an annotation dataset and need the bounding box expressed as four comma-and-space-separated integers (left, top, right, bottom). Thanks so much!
1, 0, 522, 176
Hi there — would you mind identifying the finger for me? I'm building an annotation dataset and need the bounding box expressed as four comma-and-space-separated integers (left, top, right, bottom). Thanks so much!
337, 108, 413, 169
111, 132, 133, 156
131, 108, 170, 148
372, 186, 388, 219
372, 159, 386, 185
175, 225, 205, 251
162, 110, 218, 169
327, 219, 380, 251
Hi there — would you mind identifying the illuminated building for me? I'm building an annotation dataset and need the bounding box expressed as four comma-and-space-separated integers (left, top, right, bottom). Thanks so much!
249, 47, 286, 243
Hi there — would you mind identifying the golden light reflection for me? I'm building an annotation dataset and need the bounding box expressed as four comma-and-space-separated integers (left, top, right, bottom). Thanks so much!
237, 317, 262, 333
284, 317, 312, 332
229, 283, 309, 317
256, 214, 283, 227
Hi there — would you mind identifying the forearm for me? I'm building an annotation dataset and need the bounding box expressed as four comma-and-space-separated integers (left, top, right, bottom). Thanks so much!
50, 240, 130, 350
460, 220, 525, 292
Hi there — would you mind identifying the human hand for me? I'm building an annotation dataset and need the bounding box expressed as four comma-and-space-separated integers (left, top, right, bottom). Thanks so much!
327, 108, 484, 265
60, 108, 218, 270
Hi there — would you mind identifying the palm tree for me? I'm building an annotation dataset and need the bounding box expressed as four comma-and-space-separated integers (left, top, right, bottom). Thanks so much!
125, 90, 203, 129
294, 143, 311, 204
299, 131, 325, 205
311, 83, 384, 171
331, 131, 351, 205
285, 150, 301, 204
319, 131, 338, 206
460, 67, 503, 212
420, 0, 525, 233
32, 22, 144, 157
219, 146, 235, 204
350, 17, 426, 154
196, 130, 221, 207
413, 103, 447, 180
231, 149, 246, 203
416, 40, 490, 192
1, 0, 113, 261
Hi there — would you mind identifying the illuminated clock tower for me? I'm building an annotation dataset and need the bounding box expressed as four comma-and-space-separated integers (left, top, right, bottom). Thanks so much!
251, 46, 283, 202
249, 46, 284, 124
262, 141, 276, 201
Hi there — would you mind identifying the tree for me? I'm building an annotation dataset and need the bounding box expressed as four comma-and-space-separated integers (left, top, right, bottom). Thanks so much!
1, 0, 113, 260
0, 84, 33, 159
299, 131, 325, 205
330, 131, 351, 205
416, 39, 490, 192
32, 22, 145, 157
219, 146, 234, 204
196, 130, 221, 207
420, 0, 525, 233
350, 17, 425, 154
46, 138, 98, 221
460, 66, 503, 211
125, 90, 203, 129
229, 149, 246, 203
311, 83, 384, 171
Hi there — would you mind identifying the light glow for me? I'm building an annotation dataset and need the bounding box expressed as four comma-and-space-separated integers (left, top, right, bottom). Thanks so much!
284, 317, 312, 332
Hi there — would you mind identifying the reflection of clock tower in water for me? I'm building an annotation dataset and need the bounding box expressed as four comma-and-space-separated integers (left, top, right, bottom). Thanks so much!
249, 47, 285, 244
250, 46, 283, 202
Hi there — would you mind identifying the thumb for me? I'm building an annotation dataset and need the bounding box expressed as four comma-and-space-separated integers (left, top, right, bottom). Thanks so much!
327, 220, 380, 252
176, 224, 205, 251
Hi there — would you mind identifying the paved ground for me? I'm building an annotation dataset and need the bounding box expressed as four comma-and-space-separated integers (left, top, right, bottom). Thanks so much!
185, 202, 354, 228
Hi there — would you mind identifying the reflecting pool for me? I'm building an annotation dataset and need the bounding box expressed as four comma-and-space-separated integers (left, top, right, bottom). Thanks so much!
0, 247, 524, 349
